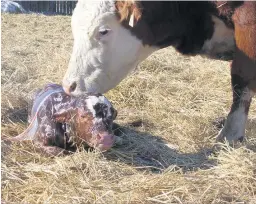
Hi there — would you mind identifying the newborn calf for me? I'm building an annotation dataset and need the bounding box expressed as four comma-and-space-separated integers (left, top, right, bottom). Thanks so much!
9, 84, 117, 155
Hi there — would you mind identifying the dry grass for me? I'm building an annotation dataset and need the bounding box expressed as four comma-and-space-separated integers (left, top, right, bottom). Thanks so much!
1, 14, 256, 204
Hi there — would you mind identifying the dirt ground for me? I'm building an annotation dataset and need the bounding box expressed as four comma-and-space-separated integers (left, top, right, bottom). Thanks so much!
1, 14, 256, 204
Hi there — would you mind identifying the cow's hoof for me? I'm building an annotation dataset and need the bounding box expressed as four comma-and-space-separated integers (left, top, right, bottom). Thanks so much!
216, 131, 244, 143
238, 136, 244, 142
216, 128, 245, 149
213, 135, 245, 153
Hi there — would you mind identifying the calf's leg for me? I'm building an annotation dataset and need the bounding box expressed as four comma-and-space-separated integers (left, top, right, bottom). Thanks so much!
35, 145, 69, 156
38, 119, 68, 155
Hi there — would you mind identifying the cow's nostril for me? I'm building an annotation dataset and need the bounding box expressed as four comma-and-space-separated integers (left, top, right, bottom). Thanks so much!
63, 81, 77, 95
69, 82, 77, 92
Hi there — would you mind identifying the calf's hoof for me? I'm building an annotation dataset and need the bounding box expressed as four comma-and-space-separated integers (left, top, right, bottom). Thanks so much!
36, 145, 71, 157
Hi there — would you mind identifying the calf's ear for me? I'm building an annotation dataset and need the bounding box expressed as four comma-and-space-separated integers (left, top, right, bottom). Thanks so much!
111, 107, 118, 120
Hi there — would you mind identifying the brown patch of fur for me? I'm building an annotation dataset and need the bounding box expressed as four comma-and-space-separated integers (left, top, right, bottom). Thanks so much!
233, 2, 256, 60
234, 25, 256, 60
74, 112, 94, 145
213, 1, 243, 28
54, 112, 72, 123
115, 1, 141, 24
231, 47, 256, 91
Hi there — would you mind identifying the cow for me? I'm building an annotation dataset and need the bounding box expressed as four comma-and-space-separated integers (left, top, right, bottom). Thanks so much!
62, 1, 256, 144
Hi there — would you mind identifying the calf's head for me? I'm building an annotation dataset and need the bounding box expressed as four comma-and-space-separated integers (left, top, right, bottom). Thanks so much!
63, 0, 156, 95
73, 94, 117, 151
55, 94, 117, 151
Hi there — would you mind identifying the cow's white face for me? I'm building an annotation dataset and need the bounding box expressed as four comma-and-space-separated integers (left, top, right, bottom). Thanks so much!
63, 0, 155, 95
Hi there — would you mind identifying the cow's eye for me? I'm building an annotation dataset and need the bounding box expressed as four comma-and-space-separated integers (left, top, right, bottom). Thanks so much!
97, 26, 111, 41
99, 29, 109, 35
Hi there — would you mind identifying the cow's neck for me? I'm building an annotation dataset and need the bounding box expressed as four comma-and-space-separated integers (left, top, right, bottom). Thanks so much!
120, 1, 236, 56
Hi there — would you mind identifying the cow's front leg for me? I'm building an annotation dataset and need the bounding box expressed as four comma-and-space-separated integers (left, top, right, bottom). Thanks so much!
218, 2, 256, 144
217, 74, 254, 143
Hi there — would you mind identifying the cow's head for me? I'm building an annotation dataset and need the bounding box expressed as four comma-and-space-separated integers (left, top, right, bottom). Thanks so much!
63, 0, 156, 95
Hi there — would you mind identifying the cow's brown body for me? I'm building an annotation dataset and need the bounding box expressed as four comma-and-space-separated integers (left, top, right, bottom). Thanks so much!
115, 1, 256, 143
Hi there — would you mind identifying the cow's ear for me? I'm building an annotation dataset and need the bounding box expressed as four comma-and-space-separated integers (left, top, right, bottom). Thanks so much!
115, 1, 142, 27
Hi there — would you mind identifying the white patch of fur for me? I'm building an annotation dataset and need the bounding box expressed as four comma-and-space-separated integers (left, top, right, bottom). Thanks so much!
85, 96, 100, 117
218, 106, 247, 142
217, 88, 254, 142
129, 12, 134, 27
63, 0, 157, 95
54, 95, 63, 102
202, 15, 235, 55
85, 95, 112, 118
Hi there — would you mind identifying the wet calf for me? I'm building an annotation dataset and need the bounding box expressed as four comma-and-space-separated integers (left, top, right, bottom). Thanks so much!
8, 84, 117, 155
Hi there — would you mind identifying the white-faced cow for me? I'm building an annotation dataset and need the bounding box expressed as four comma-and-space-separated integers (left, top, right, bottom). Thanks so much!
63, 1, 256, 144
